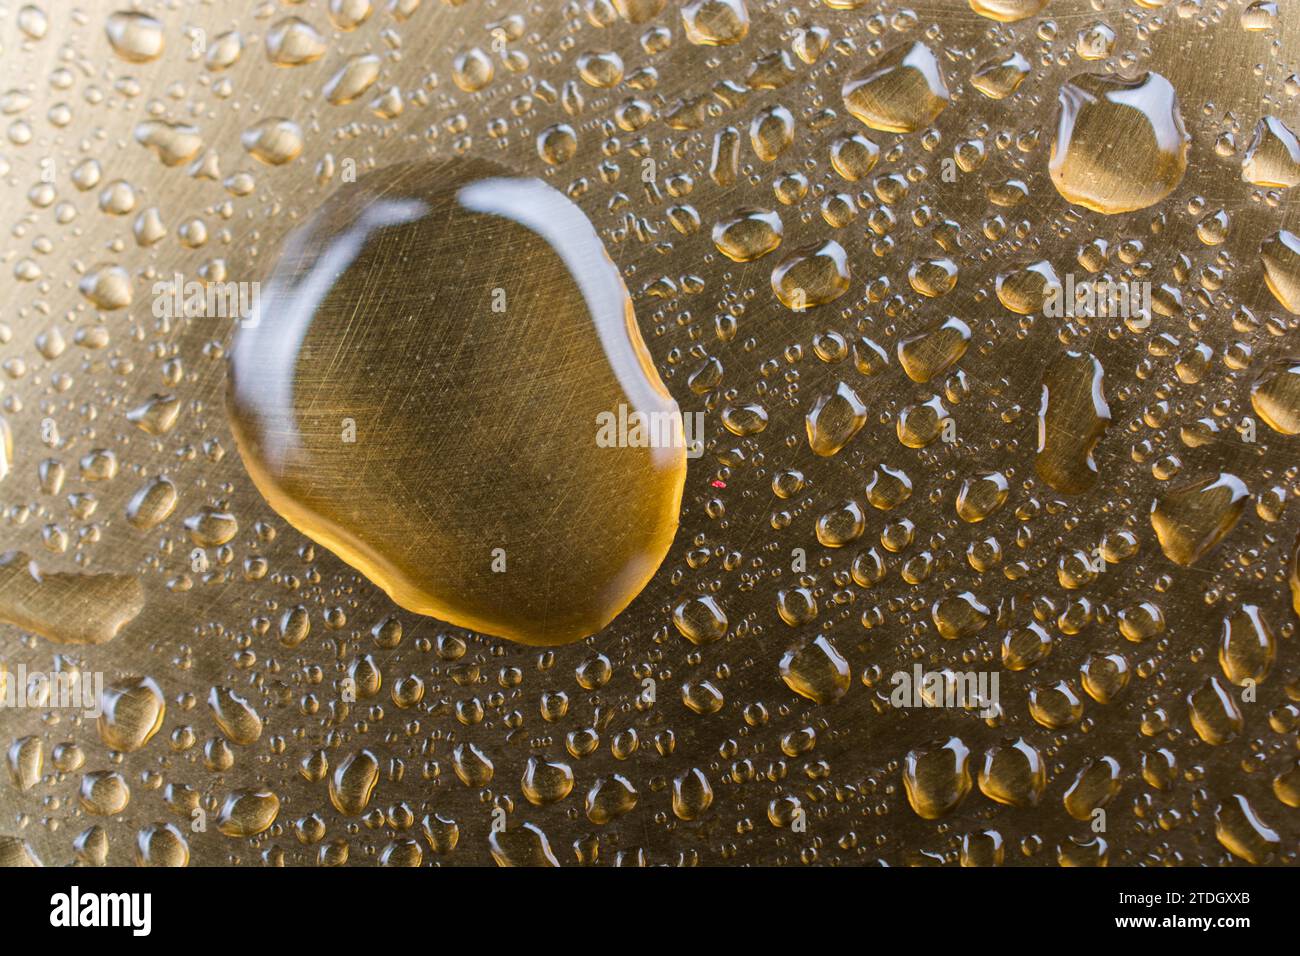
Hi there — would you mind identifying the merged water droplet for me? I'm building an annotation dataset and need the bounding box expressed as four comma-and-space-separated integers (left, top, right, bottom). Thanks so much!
1049, 71, 1189, 214
841, 41, 949, 134
228, 158, 685, 646
1261, 229, 1300, 313
680, 0, 749, 47
1036, 351, 1110, 494
0, 551, 144, 645
1150, 472, 1248, 566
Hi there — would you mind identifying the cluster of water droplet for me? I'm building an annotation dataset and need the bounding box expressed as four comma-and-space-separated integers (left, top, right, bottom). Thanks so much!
1, 0, 1299, 868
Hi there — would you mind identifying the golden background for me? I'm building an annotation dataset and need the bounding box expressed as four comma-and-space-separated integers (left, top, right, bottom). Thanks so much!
1, 0, 1297, 866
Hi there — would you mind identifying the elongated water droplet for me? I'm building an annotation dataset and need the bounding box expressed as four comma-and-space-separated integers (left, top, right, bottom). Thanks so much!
1036, 351, 1110, 494
0, 551, 143, 645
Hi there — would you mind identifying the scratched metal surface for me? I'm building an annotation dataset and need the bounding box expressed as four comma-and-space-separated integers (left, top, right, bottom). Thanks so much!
1, 0, 1298, 867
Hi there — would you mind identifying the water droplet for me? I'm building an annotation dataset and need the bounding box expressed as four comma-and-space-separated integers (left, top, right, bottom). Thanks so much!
228, 159, 685, 646
1219, 605, 1275, 686
805, 380, 867, 457
1050, 71, 1189, 214
98, 676, 165, 752
1261, 229, 1300, 313
1242, 116, 1300, 188
488, 822, 559, 866
80, 770, 131, 815
1187, 676, 1243, 745
712, 208, 782, 262
771, 239, 851, 310
969, 0, 1048, 21
1036, 351, 1110, 494
1215, 795, 1279, 864
216, 788, 280, 837
971, 51, 1030, 100
897, 316, 969, 382
0, 551, 144, 645
778, 635, 850, 703
1151, 472, 1248, 566
105, 11, 164, 64
681, 0, 749, 47
266, 17, 326, 67
330, 750, 380, 815
241, 118, 304, 166
904, 736, 971, 819
841, 41, 949, 134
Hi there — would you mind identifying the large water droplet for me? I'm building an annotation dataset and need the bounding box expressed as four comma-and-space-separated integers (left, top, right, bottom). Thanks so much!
0, 551, 144, 645
841, 41, 949, 134
1150, 472, 1248, 566
228, 159, 685, 646
1036, 351, 1110, 494
1261, 229, 1300, 314
1049, 71, 1189, 214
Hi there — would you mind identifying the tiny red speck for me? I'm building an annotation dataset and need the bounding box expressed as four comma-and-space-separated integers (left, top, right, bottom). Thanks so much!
711, 480, 726, 488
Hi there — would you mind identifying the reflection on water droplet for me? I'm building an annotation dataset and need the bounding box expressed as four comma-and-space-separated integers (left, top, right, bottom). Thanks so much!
0, 551, 144, 645
842, 41, 949, 134
1261, 229, 1300, 314
1151, 472, 1248, 566
228, 159, 685, 646
681, 0, 749, 47
1036, 351, 1110, 495
1049, 71, 1189, 214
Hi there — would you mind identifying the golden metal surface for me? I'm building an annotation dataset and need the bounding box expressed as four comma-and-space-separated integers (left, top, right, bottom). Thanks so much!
0, 0, 1298, 867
